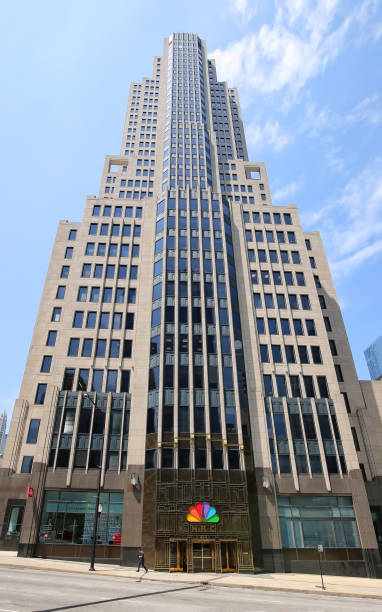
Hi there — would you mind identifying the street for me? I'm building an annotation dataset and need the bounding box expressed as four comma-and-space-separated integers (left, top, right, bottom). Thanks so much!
0, 567, 380, 612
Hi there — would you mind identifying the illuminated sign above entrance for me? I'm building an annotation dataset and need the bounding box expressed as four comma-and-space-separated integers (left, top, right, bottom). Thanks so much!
187, 502, 219, 523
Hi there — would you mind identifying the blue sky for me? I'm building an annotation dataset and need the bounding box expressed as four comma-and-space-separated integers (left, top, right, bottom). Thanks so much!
1, 0, 382, 428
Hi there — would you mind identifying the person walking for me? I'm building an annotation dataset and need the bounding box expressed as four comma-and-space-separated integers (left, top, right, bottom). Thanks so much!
136, 547, 148, 573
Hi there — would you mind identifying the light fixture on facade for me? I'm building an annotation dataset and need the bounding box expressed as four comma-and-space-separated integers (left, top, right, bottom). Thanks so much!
131, 473, 139, 487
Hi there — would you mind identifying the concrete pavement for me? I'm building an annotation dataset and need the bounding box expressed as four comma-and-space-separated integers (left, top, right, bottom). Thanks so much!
0, 551, 381, 600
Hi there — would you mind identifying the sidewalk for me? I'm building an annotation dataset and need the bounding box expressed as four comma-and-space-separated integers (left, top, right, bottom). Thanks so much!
0, 551, 381, 600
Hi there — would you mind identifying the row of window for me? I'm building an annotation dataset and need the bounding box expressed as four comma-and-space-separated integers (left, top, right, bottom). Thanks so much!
246, 229, 297, 244
263, 373, 330, 398
88, 222, 141, 236
76, 286, 137, 304
71, 310, 135, 329
62, 368, 130, 393
78, 262, 138, 280
84, 243, 140, 257
244, 211, 292, 225
65, 337, 132, 359
92, 204, 144, 218
256, 316, 317, 336
248, 248, 301, 264
260, 343, 323, 365
251, 269, 306, 287
254, 292, 311, 310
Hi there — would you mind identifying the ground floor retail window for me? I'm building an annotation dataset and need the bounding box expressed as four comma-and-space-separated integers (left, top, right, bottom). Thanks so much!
6, 505, 24, 537
39, 490, 123, 545
278, 496, 360, 548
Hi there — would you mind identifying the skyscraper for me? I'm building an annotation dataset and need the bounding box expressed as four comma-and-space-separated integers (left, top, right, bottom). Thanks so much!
0, 412, 7, 456
0, 33, 381, 576
365, 335, 382, 380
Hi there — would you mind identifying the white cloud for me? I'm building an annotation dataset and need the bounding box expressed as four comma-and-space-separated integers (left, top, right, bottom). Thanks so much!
306, 158, 382, 276
246, 119, 292, 151
230, 0, 257, 24
273, 180, 302, 201
211, 1, 380, 103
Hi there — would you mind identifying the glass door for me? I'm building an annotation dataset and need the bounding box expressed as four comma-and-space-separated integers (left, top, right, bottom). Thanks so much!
192, 541, 215, 572
169, 540, 187, 571
221, 541, 237, 572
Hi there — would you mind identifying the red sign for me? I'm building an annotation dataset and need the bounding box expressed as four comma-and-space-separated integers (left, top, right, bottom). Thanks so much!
27, 487, 34, 498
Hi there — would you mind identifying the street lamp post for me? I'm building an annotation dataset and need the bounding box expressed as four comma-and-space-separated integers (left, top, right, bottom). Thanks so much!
82, 391, 103, 572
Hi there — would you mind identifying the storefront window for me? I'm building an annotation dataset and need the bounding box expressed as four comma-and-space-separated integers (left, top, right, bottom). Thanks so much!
278, 496, 360, 548
39, 490, 123, 545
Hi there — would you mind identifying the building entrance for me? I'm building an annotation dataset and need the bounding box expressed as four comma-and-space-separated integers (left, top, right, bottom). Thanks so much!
221, 541, 237, 572
169, 540, 187, 571
192, 541, 215, 572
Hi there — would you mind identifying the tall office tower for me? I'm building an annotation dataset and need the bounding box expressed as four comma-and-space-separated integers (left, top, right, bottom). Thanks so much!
0, 412, 7, 455
365, 335, 382, 380
0, 33, 381, 576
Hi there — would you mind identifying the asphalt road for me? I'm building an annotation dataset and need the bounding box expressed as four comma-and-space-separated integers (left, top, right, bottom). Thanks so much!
0, 567, 380, 612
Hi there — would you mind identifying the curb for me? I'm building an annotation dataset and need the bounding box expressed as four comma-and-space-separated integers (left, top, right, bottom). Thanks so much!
0, 561, 381, 601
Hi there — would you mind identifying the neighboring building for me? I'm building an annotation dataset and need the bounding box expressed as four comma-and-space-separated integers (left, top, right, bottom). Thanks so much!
0, 412, 7, 456
365, 336, 382, 380
0, 33, 381, 577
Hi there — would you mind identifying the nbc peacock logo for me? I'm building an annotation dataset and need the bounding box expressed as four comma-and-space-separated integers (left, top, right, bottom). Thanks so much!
187, 502, 219, 523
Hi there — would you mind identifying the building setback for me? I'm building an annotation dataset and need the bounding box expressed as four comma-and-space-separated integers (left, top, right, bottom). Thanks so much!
0, 33, 381, 576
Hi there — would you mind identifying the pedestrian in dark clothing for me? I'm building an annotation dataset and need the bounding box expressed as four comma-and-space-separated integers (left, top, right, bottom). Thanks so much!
136, 547, 148, 573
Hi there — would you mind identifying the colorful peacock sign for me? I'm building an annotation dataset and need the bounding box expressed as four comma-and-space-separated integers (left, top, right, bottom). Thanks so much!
186, 502, 219, 523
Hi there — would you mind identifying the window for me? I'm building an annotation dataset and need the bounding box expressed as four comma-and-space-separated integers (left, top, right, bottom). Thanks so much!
90, 287, 100, 302
132, 244, 140, 257
115, 288, 125, 303
272, 345, 283, 362
65, 247, 73, 259
311, 346, 322, 364
287, 232, 296, 244
324, 316, 332, 332
245, 229, 252, 242
100, 312, 109, 328
314, 275, 321, 288
317, 375, 329, 398
296, 272, 305, 286
85, 242, 95, 255
261, 270, 271, 285
273, 271, 282, 285
35, 383, 47, 404
97, 243, 106, 256
265, 294, 274, 308
285, 345, 296, 363
301, 295, 311, 310
68, 338, 80, 356
288, 294, 298, 309
269, 250, 278, 263
303, 375, 315, 397
293, 319, 303, 335
46, 330, 57, 346
26, 419, 40, 444
100, 223, 109, 235
319, 295, 326, 309
291, 251, 300, 264
126, 313, 134, 329
61, 266, 70, 278
277, 294, 286, 309
263, 374, 273, 396
290, 375, 301, 397
94, 264, 103, 278
112, 313, 123, 329
109, 339, 120, 358
256, 317, 265, 333
335, 364, 344, 382
258, 249, 266, 262
82, 338, 93, 357
89, 223, 98, 235
130, 265, 138, 279
260, 344, 269, 362
342, 391, 351, 413
21, 456, 33, 473
284, 271, 293, 285
309, 256, 316, 268
268, 318, 278, 334
253, 293, 262, 308
51, 307, 61, 322
281, 318, 290, 334
276, 375, 287, 396
77, 286, 87, 302
298, 346, 309, 363
306, 319, 316, 336
123, 339, 132, 358
68, 229, 77, 240
351, 427, 360, 451
81, 264, 91, 278
106, 264, 115, 278
92, 370, 103, 392
280, 250, 289, 263
96, 339, 106, 357
109, 244, 117, 257
118, 265, 127, 279
128, 288, 136, 303
85, 312, 96, 328
41, 355, 52, 373
284, 213, 292, 225
305, 238, 312, 250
